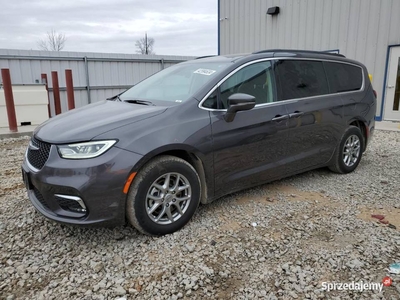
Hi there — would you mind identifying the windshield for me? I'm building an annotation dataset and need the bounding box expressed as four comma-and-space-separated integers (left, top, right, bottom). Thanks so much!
119, 61, 230, 103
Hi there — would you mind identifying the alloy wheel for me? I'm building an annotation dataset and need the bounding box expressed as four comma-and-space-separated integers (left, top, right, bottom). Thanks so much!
342, 134, 361, 167
145, 173, 192, 225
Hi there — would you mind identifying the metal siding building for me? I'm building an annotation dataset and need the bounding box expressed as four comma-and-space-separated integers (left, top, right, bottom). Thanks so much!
0, 49, 193, 116
218, 0, 400, 121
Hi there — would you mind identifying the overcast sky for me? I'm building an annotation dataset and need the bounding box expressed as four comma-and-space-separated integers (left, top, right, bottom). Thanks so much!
0, 0, 217, 56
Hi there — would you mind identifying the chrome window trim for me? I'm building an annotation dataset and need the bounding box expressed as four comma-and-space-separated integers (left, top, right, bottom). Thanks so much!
198, 57, 365, 112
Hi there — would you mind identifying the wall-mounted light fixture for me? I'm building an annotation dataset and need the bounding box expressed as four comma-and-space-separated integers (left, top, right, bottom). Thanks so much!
267, 6, 280, 16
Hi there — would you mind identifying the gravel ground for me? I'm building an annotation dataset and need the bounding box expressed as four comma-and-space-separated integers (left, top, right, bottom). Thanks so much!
0, 131, 399, 300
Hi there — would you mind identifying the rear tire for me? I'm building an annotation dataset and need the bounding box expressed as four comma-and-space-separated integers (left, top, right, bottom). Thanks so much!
329, 126, 364, 174
126, 155, 201, 236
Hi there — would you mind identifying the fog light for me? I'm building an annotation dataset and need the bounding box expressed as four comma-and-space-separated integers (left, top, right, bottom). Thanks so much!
54, 194, 87, 213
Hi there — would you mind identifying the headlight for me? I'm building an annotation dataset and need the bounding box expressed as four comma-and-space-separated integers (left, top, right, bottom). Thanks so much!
57, 140, 117, 159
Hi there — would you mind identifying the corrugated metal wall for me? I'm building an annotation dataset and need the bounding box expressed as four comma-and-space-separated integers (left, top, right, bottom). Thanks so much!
0, 49, 194, 116
219, 0, 400, 119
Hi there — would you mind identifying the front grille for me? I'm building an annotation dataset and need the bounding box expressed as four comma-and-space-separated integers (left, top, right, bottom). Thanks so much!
27, 136, 51, 170
33, 187, 49, 209
55, 196, 84, 212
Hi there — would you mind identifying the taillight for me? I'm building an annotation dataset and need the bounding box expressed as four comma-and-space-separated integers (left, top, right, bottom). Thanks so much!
373, 90, 377, 98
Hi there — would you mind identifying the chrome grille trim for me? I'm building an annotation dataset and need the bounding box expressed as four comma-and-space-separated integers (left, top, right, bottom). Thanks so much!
26, 136, 51, 171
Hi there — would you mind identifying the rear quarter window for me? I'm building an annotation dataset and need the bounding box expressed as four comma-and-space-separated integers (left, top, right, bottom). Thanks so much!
323, 62, 363, 93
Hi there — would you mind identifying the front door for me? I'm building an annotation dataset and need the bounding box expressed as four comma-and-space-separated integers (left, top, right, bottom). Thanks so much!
384, 46, 400, 121
208, 60, 290, 198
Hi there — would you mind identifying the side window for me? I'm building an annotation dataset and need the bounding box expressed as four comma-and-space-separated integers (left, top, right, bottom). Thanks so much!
202, 90, 218, 109
275, 60, 329, 100
219, 61, 275, 108
324, 62, 362, 93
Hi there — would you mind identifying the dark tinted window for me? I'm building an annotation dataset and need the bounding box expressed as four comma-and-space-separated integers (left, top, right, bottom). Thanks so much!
324, 62, 362, 93
275, 60, 329, 100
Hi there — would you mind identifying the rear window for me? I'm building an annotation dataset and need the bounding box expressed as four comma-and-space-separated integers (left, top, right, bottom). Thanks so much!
275, 60, 329, 100
324, 62, 363, 93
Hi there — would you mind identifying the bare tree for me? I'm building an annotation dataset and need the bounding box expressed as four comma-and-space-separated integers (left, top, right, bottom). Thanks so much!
37, 29, 67, 51
135, 33, 155, 55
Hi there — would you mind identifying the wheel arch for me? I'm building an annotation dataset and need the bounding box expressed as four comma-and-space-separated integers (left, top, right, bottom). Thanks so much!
348, 118, 369, 152
128, 145, 213, 205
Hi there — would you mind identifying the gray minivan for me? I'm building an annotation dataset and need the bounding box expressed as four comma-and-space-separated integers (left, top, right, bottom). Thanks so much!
22, 50, 376, 235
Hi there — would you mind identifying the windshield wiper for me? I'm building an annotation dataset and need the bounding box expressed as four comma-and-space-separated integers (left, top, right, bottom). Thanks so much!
123, 99, 155, 106
106, 92, 124, 101
107, 93, 155, 106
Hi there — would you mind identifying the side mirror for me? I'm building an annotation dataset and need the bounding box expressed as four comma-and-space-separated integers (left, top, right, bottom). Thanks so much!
224, 93, 256, 122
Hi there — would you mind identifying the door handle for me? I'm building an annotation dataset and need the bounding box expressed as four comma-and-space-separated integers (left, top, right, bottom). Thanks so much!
272, 114, 289, 121
387, 85, 395, 89
289, 111, 304, 118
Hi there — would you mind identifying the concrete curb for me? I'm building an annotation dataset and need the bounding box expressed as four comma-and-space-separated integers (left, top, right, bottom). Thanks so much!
375, 121, 400, 132
375, 128, 400, 132
0, 131, 33, 139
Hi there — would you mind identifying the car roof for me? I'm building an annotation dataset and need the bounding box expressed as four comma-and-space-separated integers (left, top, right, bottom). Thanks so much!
253, 49, 345, 58
192, 49, 361, 66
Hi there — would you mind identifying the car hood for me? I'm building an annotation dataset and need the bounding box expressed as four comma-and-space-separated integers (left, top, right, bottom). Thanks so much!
34, 100, 167, 144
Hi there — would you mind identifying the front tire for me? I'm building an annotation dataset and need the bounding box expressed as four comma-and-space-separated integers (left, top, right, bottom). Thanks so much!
329, 126, 364, 174
126, 155, 201, 236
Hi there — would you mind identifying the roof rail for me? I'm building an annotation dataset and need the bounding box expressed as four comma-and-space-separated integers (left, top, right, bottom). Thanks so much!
195, 55, 217, 60
252, 49, 345, 57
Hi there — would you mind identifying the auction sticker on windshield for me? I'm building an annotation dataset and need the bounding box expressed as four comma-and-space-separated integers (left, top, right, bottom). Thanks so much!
194, 68, 216, 76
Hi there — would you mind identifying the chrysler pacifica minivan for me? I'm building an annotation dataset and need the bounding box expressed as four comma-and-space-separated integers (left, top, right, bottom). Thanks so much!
22, 50, 376, 235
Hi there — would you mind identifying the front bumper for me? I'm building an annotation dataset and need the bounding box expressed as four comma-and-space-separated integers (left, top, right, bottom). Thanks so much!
22, 144, 143, 227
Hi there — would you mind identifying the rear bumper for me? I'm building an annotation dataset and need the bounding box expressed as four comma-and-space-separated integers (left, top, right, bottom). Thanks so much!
22, 145, 143, 227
